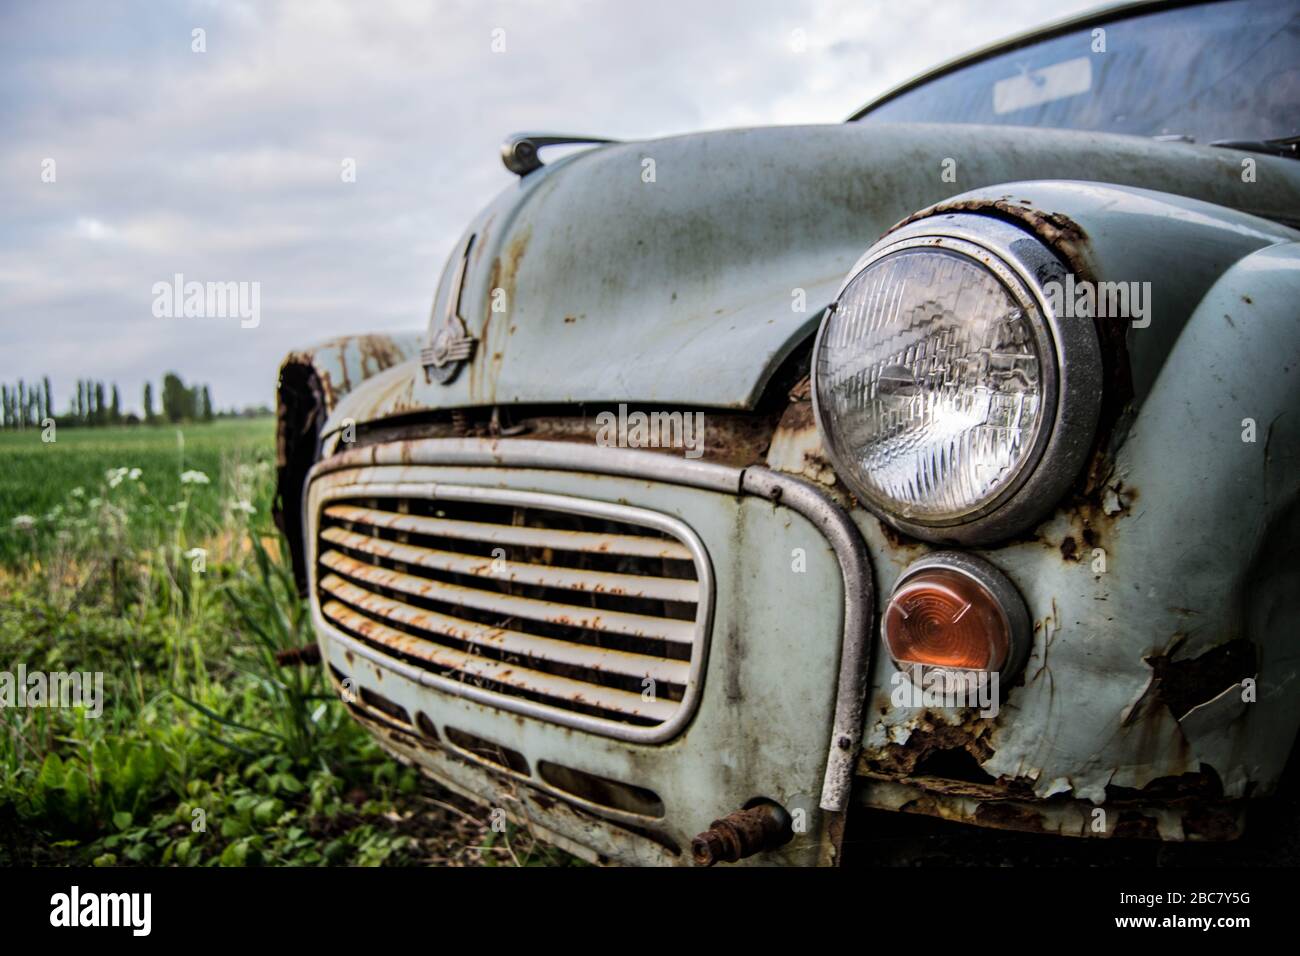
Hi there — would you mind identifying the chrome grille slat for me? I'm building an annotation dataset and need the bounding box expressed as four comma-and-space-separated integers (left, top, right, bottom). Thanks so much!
319, 573, 690, 684
320, 548, 696, 644
320, 524, 699, 602
313, 485, 711, 738
323, 503, 693, 560
320, 600, 678, 722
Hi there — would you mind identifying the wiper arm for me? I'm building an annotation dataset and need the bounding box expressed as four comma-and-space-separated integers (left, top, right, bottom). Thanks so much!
1208, 134, 1299, 160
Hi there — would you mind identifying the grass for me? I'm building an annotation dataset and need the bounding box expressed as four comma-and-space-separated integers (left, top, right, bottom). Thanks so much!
0, 419, 272, 563
0, 419, 575, 867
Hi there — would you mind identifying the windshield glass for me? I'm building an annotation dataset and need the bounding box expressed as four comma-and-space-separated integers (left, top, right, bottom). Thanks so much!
855, 0, 1299, 143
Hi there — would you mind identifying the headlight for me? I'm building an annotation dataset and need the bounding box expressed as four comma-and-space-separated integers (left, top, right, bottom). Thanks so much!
813, 213, 1102, 544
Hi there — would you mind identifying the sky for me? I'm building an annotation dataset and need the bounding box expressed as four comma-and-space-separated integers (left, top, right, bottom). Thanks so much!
0, 0, 1101, 414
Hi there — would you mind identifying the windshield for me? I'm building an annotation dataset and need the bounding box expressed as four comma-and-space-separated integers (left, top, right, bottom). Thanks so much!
854, 0, 1299, 144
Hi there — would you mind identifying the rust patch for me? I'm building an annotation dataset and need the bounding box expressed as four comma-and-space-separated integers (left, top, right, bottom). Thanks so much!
888, 196, 1092, 281
690, 803, 793, 866
1144, 639, 1257, 721
1182, 804, 1243, 841
1108, 769, 1225, 805
862, 712, 995, 777
275, 644, 322, 667
1111, 812, 1161, 840
973, 801, 1046, 833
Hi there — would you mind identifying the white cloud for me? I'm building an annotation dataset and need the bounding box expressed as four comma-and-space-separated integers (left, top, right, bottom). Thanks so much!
73, 217, 119, 241
0, 0, 1102, 413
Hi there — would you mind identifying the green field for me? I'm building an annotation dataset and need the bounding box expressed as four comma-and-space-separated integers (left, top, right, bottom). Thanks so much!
0, 419, 565, 866
0, 419, 275, 563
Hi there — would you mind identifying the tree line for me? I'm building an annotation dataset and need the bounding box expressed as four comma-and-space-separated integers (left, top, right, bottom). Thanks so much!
0, 372, 217, 430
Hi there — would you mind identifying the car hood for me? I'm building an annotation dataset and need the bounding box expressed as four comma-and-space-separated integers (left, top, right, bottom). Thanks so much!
329, 121, 1300, 432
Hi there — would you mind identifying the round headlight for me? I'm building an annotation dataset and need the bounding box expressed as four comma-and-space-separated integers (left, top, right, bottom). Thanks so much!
813, 214, 1102, 543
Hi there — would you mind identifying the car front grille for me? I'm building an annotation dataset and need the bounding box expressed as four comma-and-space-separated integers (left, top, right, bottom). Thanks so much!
313, 484, 710, 740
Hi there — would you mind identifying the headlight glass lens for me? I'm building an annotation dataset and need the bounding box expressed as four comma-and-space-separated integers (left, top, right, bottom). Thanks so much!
815, 245, 1050, 524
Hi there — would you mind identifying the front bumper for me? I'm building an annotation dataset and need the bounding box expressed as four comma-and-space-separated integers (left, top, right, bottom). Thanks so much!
305, 437, 872, 866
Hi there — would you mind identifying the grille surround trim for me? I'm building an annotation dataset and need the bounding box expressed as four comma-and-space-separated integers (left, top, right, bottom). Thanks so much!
310, 479, 714, 743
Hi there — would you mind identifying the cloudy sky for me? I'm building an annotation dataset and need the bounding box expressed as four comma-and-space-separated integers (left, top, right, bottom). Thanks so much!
0, 0, 1100, 413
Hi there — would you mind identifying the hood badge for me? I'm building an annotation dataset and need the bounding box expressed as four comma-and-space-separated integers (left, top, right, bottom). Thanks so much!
422, 234, 478, 385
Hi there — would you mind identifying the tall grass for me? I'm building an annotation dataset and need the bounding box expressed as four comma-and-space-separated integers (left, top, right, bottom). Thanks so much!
0, 421, 576, 867
0, 422, 426, 865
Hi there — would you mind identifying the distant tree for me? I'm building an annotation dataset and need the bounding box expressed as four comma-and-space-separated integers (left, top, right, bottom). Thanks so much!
42, 377, 52, 422
201, 385, 213, 421
110, 384, 121, 424
162, 372, 186, 424
143, 382, 154, 423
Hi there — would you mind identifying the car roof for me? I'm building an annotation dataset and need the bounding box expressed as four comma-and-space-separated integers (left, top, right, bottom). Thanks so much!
846, 0, 1219, 122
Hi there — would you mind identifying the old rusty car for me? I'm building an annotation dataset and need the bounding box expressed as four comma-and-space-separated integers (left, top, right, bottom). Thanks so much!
274, 0, 1300, 864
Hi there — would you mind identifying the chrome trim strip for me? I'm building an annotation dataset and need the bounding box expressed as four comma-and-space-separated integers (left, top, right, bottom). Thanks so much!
320, 524, 699, 602
311, 438, 744, 495
323, 502, 694, 560
319, 572, 691, 683
319, 546, 696, 643
308, 476, 715, 744
741, 468, 874, 814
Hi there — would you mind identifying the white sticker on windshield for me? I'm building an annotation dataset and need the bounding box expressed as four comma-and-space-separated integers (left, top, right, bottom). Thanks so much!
992, 56, 1092, 114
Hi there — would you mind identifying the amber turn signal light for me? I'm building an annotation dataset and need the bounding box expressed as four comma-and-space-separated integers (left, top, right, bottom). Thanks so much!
883, 553, 1029, 678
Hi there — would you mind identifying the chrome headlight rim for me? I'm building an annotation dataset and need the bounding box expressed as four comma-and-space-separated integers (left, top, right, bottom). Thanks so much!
811, 212, 1104, 545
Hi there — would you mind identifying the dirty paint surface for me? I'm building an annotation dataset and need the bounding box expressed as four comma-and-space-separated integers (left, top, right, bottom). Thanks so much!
836, 212, 1300, 839
304, 458, 848, 865
322, 123, 1300, 439
282, 118, 1300, 854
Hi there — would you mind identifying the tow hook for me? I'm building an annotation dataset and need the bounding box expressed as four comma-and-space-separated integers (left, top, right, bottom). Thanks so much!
690, 802, 793, 866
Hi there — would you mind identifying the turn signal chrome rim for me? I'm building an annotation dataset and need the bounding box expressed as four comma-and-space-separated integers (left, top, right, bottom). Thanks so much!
883, 552, 1030, 686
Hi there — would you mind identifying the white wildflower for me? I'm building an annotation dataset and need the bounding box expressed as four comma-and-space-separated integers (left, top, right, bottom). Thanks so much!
168, 501, 188, 513
231, 499, 257, 515
180, 470, 210, 485
11, 514, 37, 532
70, 487, 85, 498
106, 466, 142, 488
